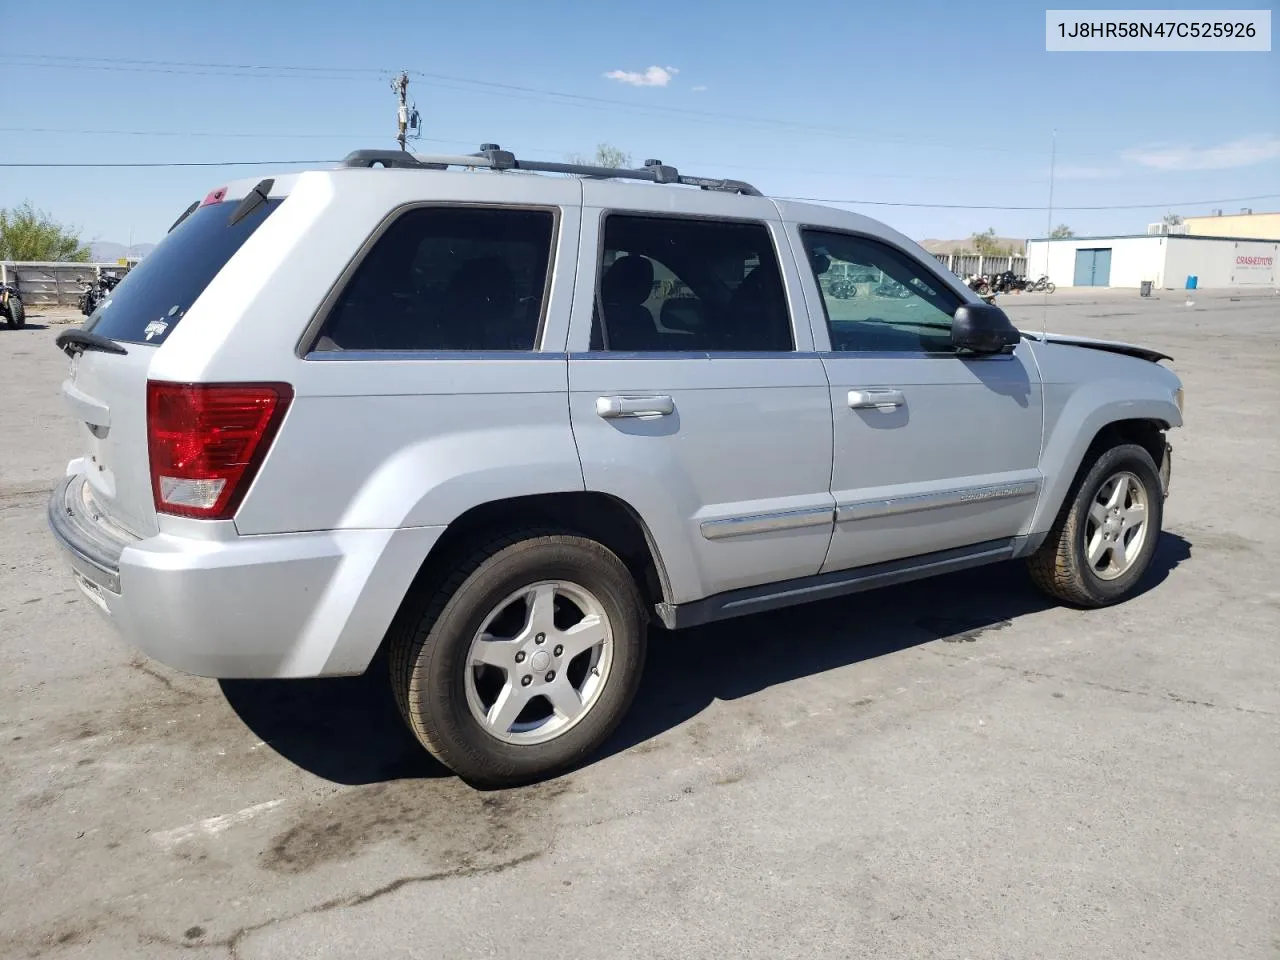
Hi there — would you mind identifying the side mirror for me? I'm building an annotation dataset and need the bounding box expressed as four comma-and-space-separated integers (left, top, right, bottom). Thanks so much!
952, 302, 1020, 355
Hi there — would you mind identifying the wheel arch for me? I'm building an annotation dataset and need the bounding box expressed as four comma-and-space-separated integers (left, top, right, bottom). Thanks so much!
382, 491, 674, 650
1030, 406, 1174, 537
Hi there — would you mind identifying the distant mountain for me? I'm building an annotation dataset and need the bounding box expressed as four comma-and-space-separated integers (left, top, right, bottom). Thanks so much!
90, 241, 156, 262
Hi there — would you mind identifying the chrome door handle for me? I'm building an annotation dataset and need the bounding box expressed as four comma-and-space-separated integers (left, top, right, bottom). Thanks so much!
848, 388, 904, 410
595, 395, 675, 419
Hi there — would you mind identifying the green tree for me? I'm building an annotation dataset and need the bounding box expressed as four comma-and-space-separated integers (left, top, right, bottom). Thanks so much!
1049, 224, 1074, 238
970, 227, 1009, 256
0, 202, 91, 262
569, 143, 632, 169
1162, 213, 1183, 227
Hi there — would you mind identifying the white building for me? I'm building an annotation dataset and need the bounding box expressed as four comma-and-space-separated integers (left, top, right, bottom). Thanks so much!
1025, 231, 1278, 290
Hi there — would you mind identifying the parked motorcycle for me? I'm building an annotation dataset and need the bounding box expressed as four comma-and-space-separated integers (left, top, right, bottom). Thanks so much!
78, 273, 121, 317
989, 270, 1029, 295
1026, 275, 1056, 294
874, 279, 912, 299
965, 273, 992, 295
827, 278, 859, 299
1, 282, 24, 328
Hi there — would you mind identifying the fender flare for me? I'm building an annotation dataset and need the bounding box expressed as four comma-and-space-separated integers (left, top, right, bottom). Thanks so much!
1029, 386, 1180, 536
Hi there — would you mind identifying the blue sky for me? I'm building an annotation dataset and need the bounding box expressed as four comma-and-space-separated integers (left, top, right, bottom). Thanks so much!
1, 0, 1276, 249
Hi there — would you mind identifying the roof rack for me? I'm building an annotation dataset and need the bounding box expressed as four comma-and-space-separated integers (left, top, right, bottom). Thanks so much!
338, 144, 763, 197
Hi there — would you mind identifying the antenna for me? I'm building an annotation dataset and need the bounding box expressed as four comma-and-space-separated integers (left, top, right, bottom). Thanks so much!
1042, 128, 1056, 339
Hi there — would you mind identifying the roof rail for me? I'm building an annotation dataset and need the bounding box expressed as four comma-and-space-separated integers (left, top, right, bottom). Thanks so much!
338, 145, 762, 196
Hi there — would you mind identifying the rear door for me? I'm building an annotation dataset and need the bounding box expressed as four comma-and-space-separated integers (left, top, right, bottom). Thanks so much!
63, 189, 286, 537
567, 185, 835, 603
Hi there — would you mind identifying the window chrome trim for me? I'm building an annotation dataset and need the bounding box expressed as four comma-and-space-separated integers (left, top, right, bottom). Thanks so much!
835, 479, 1040, 523
569, 350, 821, 361
305, 350, 569, 362
302, 348, 1014, 363
700, 505, 834, 541
818, 349, 1017, 361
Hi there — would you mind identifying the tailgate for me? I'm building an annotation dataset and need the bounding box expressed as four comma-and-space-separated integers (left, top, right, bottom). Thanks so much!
56, 184, 287, 537
62, 344, 161, 538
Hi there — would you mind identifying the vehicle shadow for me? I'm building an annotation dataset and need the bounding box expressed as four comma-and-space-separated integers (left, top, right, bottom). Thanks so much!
2, 322, 49, 331
220, 642, 452, 783
221, 532, 1190, 786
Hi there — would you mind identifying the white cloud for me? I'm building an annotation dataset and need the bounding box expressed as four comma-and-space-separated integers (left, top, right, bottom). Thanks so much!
604, 65, 679, 87
1122, 135, 1280, 171
691, 85, 708, 92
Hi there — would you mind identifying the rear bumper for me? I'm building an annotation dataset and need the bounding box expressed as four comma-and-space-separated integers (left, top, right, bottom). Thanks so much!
47, 475, 445, 679
48, 474, 130, 595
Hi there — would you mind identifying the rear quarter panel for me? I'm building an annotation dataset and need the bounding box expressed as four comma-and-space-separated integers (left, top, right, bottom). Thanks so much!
151, 169, 587, 535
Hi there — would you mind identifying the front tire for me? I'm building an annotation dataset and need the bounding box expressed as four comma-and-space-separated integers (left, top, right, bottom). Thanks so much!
390, 531, 647, 787
1028, 443, 1164, 607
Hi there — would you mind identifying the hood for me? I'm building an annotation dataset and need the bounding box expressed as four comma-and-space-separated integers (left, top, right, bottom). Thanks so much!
1024, 332, 1172, 364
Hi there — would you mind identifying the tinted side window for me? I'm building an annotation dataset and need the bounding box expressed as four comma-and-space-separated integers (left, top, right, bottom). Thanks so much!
85, 198, 282, 346
316, 207, 555, 352
802, 230, 961, 353
590, 215, 793, 353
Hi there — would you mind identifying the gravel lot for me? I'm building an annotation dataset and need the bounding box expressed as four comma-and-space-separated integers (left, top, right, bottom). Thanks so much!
2, 289, 1277, 959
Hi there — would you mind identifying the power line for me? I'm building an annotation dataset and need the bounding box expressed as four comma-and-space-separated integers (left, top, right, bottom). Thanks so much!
0, 125, 388, 140
0, 160, 330, 168
0, 52, 1112, 159
3, 155, 1274, 211
0, 54, 383, 81
777, 193, 1280, 210
0, 127, 1052, 184
0, 53, 388, 75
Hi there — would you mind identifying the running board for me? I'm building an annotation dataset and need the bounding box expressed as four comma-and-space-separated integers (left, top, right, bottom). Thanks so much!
656, 538, 1018, 630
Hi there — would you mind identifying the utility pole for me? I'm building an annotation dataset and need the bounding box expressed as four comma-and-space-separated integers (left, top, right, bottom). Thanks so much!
1041, 128, 1057, 336
392, 71, 410, 151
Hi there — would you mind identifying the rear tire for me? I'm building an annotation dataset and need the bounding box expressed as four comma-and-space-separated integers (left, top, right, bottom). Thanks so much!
1027, 443, 1163, 608
3, 297, 23, 329
389, 530, 647, 787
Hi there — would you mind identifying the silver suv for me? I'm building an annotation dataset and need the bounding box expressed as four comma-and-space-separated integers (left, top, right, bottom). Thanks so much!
48, 146, 1182, 786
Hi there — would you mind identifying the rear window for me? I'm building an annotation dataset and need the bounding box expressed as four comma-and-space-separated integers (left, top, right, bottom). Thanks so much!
84, 196, 283, 346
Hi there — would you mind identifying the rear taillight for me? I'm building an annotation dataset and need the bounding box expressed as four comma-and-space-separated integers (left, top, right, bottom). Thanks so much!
146, 381, 293, 520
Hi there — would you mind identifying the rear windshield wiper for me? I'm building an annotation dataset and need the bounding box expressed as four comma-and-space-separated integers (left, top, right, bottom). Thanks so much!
227, 178, 275, 227
55, 328, 128, 358
168, 200, 199, 233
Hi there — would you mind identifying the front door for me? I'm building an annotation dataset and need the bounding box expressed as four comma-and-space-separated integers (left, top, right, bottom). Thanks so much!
566, 188, 835, 604
790, 226, 1044, 572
